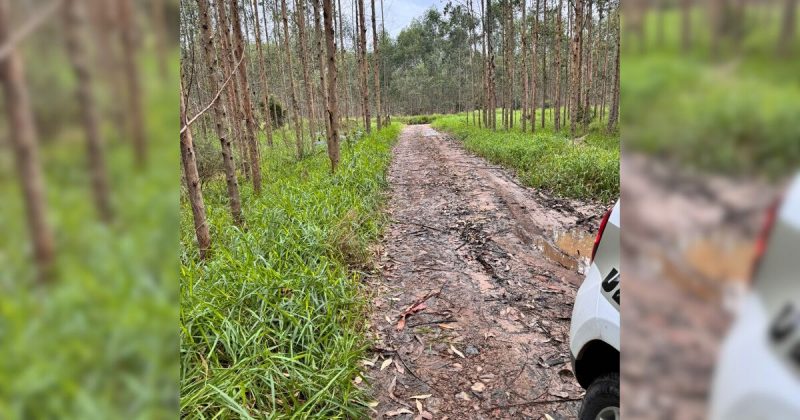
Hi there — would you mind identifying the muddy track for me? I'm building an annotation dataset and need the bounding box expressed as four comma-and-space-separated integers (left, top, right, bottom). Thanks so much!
364, 125, 606, 419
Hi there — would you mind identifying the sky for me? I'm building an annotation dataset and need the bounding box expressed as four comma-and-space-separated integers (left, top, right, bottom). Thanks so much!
380, 0, 442, 37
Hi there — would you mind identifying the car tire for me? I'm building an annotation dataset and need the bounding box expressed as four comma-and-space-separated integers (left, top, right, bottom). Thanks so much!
578, 373, 620, 420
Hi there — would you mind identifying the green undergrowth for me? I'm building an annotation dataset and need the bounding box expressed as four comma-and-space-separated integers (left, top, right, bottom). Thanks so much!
180, 123, 401, 418
624, 53, 800, 179
393, 114, 442, 125
0, 55, 178, 417
432, 113, 619, 202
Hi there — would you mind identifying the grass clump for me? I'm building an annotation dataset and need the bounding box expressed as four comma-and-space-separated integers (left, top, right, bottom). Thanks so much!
395, 114, 441, 125
180, 124, 401, 418
432, 113, 619, 202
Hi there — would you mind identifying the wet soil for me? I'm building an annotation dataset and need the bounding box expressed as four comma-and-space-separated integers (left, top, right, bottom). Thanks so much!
622, 153, 780, 419
363, 125, 606, 419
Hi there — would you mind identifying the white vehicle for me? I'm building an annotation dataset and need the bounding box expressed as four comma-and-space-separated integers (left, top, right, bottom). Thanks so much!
709, 174, 800, 420
569, 200, 620, 420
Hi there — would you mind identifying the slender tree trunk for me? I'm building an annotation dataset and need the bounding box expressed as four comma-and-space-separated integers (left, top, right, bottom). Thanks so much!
295, 0, 318, 144
371, 0, 382, 129
253, 0, 275, 148
607, 9, 620, 131
180, 79, 211, 260
214, 0, 248, 178
322, 0, 341, 171
600, 2, 609, 122
777, 0, 797, 56
0, 0, 56, 281
569, 0, 583, 135
531, 0, 539, 132
553, 0, 562, 130
230, 0, 263, 194
63, 0, 113, 223
468, 0, 478, 127
197, 0, 243, 225
480, 0, 487, 128
336, 0, 349, 123
119, 0, 147, 167
281, 0, 306, 157
583, 0, 593, 131
271, 2, 294, 149
681, 0, 692, 51
313, 0, 332, 141
486, 0, 497, 130
357, 0, 371, 133
521, 0, 528, 132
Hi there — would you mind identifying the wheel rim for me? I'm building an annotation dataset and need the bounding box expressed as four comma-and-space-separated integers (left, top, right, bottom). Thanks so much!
595, 406, 620, 420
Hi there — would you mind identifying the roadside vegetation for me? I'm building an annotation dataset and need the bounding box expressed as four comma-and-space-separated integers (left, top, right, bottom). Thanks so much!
393, 114, 442, 125
433, 112, 619, 202
180, 124, 400, 418
624, 8, 800, 179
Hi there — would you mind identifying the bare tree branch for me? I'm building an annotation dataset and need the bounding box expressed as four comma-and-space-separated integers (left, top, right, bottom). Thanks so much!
180, 52, 245, 135
0, 0, 64, 60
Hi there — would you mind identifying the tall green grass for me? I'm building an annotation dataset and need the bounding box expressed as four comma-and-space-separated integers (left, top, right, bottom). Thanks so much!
432, 113, 619, 202
180, 124, 401, 418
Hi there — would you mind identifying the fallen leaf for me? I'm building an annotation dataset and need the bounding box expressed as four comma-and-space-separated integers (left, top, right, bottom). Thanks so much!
385, 408, 414, 416
385, 315, 393, 324
455, 391, 471, 401
420, 412, 433, 420
450, 345, 465, 358
366, 401, 379, 408
549, 389, 569, 398
439, 323, 456, 329
381, 358, 393, 371
416, 399, 423, 414
394, 358, 405, 374
361, 359, 376, 367
470, 382, 486, 393
354, 376, 363, 385
388, 376, 398, 399
544, 414, 555, 420
409, 394, 432, 400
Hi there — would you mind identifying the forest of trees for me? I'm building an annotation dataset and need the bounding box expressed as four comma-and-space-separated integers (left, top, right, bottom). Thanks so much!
179, 0, 621, 254
384, 0, 620, 136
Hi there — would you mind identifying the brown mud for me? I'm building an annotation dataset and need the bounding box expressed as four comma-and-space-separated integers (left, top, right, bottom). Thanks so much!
363, 125, 607, 419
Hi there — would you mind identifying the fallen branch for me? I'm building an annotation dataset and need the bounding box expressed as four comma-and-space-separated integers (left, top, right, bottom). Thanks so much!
180, 52, 245, 135
0, 0, 63, 61
396, 290, 440, 331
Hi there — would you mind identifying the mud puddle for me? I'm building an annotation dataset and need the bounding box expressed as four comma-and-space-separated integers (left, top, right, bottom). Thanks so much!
533, 229, 594, 273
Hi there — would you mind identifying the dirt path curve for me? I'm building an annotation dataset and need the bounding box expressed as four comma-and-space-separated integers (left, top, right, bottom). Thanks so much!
364, 125, 606, 419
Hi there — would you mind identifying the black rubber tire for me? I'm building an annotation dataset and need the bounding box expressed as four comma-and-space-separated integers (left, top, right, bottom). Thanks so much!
578, 373, 620, 420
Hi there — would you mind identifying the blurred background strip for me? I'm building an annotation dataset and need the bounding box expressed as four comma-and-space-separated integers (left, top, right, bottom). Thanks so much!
0, 0, 179, 417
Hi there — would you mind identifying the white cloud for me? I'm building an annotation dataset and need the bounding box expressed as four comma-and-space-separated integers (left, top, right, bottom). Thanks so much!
382, 0, 441, 37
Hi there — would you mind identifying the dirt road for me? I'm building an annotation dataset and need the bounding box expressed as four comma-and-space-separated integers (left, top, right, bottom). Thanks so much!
364, 125, 606, 419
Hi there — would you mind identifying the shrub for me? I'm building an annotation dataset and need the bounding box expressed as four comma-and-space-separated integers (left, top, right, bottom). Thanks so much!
432, 115, 619, 202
